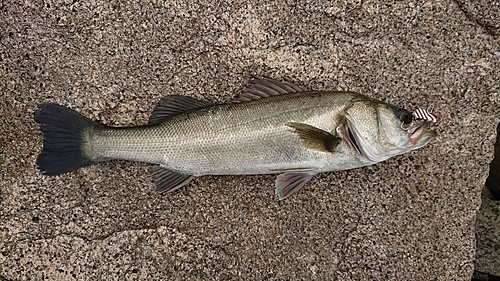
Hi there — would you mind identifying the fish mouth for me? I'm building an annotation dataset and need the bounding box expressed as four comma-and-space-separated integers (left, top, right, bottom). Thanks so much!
408, 121, 437, 146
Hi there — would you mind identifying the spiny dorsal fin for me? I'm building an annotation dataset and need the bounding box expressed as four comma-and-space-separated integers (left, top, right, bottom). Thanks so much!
152, 166, 194, 194
286, 122, 341, 153
149, 96, 213, 125
275, 171, 316, 199
235, 76, 307, 102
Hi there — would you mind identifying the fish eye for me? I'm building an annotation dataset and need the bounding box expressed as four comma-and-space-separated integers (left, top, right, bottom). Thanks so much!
397, 109, 412, 124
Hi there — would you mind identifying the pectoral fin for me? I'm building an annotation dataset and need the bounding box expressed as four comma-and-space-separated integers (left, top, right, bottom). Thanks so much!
275, 171, 316, 200
152, 166, 194, 194
286, 122, 341, 153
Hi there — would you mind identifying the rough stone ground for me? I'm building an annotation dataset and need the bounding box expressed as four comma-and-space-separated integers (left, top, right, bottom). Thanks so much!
475, 198, 500, 277
1, 0, 499, 280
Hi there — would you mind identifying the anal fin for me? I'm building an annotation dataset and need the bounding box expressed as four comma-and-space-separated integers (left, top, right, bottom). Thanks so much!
152, 166, 194, 194
275, 171, 316, 200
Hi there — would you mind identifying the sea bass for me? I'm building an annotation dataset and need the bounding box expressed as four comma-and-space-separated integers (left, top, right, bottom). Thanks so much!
34, 77, 439, 199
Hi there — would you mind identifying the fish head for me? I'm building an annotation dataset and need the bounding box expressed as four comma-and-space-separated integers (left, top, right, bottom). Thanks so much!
342, 99, 437, 163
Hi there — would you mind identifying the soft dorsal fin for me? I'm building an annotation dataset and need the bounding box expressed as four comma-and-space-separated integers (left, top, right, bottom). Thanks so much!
149, 95, 213, 125
286, 122, 341, 153
235, 76, 307, 102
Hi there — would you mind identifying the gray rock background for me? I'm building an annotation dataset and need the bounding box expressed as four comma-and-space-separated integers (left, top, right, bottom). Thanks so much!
1, 0, 498, 280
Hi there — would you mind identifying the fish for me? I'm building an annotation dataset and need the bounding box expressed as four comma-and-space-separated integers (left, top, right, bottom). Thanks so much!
34, 77, 439, 199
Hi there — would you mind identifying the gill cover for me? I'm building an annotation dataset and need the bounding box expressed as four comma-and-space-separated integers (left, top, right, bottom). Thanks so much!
343, 101, 421, 162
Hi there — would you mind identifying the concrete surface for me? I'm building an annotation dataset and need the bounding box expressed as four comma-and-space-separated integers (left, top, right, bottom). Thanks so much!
475, 198, 500, 277
1, 0, 499, 280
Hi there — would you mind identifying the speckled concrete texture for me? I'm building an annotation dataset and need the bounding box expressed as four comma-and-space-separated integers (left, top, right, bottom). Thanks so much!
475, 199, 500, 276
1, 0, 499, 280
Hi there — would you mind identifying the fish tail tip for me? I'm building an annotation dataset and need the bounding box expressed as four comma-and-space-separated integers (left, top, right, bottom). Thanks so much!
35, 103, 101, 175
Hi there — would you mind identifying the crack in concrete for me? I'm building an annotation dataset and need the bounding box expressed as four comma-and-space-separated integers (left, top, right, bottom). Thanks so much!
453, 0, 499, 37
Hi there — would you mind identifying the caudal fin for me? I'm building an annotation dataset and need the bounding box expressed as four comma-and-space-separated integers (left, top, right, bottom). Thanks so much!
34, 104, 103, 175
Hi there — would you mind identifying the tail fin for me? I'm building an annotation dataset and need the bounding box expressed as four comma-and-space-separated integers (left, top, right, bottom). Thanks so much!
34, 104, 103, 175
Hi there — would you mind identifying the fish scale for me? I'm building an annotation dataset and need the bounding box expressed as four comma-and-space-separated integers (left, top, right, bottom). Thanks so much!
88, 92, 352, 175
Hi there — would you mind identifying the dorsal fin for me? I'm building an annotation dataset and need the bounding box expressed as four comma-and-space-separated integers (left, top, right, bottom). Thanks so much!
235, 77, 307, 102
149, 95, 213, 125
